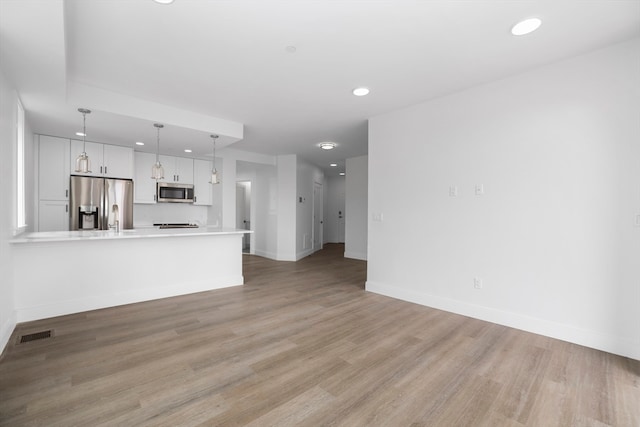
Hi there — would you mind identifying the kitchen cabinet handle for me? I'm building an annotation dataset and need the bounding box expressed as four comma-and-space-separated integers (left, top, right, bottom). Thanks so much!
154, 194, 157, 202
105, 166, 108, 174
65, 189, 68, 198
194, 196, 197, 203
65, 204, 68, 213
100, 166, 103, 174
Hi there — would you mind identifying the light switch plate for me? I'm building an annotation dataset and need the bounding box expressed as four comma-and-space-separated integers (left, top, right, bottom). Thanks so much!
475, 184, 484, 196
449, 186, 458, 197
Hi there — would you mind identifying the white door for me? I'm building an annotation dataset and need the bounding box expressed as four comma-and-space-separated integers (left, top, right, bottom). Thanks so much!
39, 200, 69, 231
133, 152, 157, 204
103, 144, 133, 179
38, 135, 70, 201
313, 182, 323, 251
193, 159, 213, 205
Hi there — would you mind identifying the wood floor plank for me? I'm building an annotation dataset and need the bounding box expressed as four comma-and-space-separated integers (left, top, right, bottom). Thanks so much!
1, 243, 638, 426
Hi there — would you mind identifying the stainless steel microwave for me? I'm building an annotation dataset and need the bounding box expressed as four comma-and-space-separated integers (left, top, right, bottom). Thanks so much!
157, 182, 194, 203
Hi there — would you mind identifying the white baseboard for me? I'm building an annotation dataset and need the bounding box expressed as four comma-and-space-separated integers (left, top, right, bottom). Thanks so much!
253, 249, 277, 260
16, 276, 244, 323
0, 311, 17, 357
344, 251, 367, 261
295, 248, 315, 261
366, 280, 640, 361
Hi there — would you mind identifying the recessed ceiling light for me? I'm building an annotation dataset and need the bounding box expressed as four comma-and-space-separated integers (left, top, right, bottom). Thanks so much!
135, 142, 145, 146
339, 172, 345, 176
352, 87, 370, 96
75, 132, 86, 137
184, 149, 192, 153
153, 0, 174, 4
330, 163, 338, 167
511, 18, 542, 36
320, 142, 336, 150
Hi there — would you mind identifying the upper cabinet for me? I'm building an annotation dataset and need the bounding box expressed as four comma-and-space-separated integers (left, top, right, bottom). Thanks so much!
38, 135, 70, 201
158, 155, 194, 184
193, 159, 212, 206
70, 140, 133, 179
133, 152, 158, 204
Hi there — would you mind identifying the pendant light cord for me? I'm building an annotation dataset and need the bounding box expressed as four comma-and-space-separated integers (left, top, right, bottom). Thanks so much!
82, 112, 87, 153
156, 125, 160, 162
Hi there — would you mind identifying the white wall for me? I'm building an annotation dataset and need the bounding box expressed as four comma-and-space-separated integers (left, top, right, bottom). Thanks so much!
345, 155, 368, 260
277, 155, 297, 261
324, 176, 345, 243
237, 160, 278, 259
367, 38, 640, 360
133, 203, 210, 227
0, 67, 35, 353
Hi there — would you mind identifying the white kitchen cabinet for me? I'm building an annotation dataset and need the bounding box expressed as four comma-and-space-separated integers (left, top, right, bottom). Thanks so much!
134, 151, 158, 204
38, 135, 70, 201
103, 144, 134, 179
193, 159, 212, 206
158, 155, 194, 184
39, 200, 69, 231
70, 140, 133, 179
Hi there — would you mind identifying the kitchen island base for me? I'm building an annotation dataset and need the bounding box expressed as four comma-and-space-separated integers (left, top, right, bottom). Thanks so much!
12, 231, 245, 322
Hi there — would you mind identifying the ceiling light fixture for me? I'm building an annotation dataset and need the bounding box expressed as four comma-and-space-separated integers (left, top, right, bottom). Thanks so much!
151, 123, 165, 180
135, 142, 145, 146
511, 17, 542, 36
74, 108, 92, 173
209, 134, 220, 185
339, 172, 345, 176
320, 142, 336, 150
184, 149, 192, 153
330, 163, 337, 167
75, 132, 86, 137
352, 87, 370, 96
153, 0, 175, 4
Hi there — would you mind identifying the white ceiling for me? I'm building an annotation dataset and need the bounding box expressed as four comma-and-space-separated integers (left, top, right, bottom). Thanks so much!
1, 0, 639, 176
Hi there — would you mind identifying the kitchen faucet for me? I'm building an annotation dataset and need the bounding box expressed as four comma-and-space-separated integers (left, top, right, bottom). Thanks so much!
110, 204, 120, 232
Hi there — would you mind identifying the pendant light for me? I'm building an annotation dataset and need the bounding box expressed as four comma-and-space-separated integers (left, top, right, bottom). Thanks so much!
209, 134, 220, 184
75, 108, 92, 173
151, 123, 165, 180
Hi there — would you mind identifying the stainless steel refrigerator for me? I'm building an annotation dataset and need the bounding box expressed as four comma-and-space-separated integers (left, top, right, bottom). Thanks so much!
69, 175, 133, 231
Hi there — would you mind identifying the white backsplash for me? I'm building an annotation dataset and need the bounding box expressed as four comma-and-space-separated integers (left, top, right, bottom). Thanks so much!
134, 203, 209, 227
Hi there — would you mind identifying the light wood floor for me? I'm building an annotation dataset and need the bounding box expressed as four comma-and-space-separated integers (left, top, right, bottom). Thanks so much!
1, 244, 638, 426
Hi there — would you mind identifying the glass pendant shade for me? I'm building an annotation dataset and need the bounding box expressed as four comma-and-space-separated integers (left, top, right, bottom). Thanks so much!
151, 161, 164, 180
209, 134, 220, 184
74, 108, 92, 173
209, 169, 219, 184
75, 152, 91, 173
152, 123, 164, 180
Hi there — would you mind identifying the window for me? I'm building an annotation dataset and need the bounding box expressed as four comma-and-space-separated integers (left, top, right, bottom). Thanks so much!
15, 98, 26, 232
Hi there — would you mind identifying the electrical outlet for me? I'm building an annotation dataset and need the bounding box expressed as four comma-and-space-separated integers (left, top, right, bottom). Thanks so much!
474, 277, 483, 289
372, 212, 384, 222
475, 184, 484, 196
449, 186, 458, 197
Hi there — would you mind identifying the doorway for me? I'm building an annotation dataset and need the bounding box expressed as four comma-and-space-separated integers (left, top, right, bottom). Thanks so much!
313, 182, 323, 252
236, 181, 251, 253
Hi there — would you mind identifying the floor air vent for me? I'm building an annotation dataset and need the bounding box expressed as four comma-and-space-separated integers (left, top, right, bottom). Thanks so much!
19, 330, 53, 344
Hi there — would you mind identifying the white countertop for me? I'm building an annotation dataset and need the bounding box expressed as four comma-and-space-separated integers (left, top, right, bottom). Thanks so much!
11, 226, 252, 244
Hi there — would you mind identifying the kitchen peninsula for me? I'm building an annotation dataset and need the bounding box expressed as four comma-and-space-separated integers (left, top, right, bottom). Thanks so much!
11, 227, 251, 322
